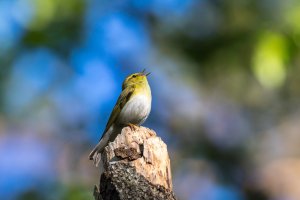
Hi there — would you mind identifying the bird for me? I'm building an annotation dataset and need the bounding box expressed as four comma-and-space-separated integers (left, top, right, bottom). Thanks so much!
89, 70, 151, 165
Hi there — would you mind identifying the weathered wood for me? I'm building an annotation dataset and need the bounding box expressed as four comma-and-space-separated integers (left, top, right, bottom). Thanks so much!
92, 126, 176, 200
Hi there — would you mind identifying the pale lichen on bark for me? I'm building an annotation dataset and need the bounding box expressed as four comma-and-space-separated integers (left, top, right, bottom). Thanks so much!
92, 126, 176, 200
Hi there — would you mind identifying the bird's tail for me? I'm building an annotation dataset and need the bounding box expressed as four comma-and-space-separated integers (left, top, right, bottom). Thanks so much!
89, 127, 113, 166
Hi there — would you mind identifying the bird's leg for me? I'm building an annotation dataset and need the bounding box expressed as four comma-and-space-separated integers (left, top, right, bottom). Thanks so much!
127, 123, 138, 131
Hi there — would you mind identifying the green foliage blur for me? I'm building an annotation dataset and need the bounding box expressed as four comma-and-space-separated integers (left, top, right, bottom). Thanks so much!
1, 0, 300, 200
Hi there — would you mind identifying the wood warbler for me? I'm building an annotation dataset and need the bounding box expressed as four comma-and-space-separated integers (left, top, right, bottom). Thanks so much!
89, 70, 151, 164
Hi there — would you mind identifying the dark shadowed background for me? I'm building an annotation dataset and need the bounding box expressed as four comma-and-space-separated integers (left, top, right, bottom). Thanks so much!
1, 0, 300, 199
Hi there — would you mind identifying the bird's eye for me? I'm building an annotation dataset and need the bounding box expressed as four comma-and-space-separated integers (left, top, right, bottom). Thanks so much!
132, 75, 137, 78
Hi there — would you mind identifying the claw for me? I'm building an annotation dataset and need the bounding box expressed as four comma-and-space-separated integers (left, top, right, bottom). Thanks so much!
127, 123, 138, 131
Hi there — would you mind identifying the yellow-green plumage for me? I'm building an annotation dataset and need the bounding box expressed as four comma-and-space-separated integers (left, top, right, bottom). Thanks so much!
89, 72, 151, 163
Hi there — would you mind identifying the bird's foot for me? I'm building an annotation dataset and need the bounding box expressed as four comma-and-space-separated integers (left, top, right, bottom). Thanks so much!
127, 123, 139, 131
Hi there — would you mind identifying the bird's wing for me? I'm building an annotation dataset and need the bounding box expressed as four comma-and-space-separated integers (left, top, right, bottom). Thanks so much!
101, 85, 135, 137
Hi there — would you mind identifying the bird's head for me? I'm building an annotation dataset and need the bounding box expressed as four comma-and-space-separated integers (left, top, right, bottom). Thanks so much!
122, 69, 150, 89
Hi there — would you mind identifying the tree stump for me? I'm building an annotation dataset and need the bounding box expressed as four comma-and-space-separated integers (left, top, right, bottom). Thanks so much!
92, 126, 176, 200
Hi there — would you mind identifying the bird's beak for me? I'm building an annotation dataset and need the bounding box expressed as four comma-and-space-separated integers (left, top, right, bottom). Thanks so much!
141, 69, 150, 76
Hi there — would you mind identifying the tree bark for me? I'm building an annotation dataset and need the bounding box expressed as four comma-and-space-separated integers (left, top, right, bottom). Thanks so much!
92, 126, 176, 200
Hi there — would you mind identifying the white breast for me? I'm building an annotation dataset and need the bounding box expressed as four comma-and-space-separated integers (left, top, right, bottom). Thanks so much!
117, 94, 151, 125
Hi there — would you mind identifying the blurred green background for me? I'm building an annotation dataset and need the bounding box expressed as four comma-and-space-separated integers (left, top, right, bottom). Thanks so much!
1, 0, 300, 200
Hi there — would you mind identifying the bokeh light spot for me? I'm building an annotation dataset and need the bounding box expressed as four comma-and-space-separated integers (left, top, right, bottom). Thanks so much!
252, 31, 289, 90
